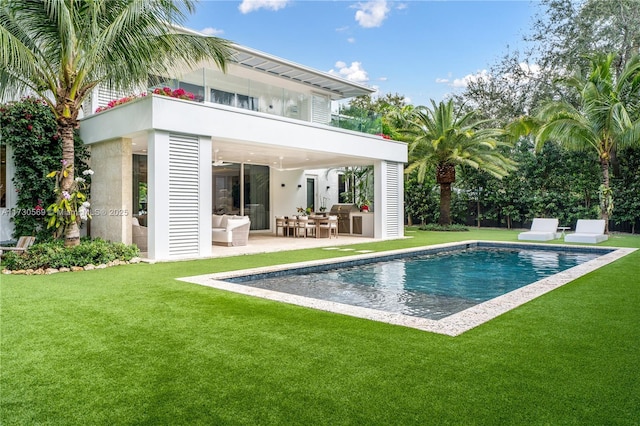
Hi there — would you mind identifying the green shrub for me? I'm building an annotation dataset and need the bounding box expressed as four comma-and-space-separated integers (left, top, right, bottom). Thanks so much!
1, 238, 139, 270
419, 223, 469, 232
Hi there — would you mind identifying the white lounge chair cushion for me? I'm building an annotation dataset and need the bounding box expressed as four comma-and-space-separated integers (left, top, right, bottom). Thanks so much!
518, 218, 559, 241
564, 220, 608, 243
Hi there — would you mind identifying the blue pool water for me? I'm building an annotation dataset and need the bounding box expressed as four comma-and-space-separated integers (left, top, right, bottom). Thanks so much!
227, 247, 602, 320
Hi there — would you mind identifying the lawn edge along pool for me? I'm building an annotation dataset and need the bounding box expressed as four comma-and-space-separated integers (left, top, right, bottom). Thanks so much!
178, 241, 636, 336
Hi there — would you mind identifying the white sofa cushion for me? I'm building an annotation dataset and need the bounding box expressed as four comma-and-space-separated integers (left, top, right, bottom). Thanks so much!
226, 217, 250, 230
212, 214, 223, 228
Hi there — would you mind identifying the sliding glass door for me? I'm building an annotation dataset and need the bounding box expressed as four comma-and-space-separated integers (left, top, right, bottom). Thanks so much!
212, 163, 269, 230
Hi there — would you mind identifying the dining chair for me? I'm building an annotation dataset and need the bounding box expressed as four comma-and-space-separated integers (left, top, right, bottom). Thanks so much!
275, 216, 287, 237
295, 216, 316, 238
319, 215, 338, 238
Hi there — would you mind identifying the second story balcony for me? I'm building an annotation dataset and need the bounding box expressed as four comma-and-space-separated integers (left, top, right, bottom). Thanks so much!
145, 64, 382, 136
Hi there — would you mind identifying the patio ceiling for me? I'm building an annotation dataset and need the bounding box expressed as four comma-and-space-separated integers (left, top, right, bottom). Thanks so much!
212, 138, 375, 170
131, 135, 375, 170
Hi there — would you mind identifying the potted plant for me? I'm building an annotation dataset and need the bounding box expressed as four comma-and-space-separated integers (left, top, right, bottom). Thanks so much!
296, 207, 311, 216
359, 199, 371, 212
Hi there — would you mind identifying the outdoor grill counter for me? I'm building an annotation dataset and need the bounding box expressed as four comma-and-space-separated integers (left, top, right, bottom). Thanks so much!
329, 204, 374, 236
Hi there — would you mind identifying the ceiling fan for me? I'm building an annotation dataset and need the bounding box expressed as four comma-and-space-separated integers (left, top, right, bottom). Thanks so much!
274, 156, 302, 171
212, 149, 232, 167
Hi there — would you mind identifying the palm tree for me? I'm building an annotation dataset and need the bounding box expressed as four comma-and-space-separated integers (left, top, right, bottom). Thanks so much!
0, 0, 231, 246
399, 100, 516, 225
526, 53, 640, 232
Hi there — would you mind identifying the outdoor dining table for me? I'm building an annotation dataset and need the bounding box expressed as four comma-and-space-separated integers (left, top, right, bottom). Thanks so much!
280, 216, 335, 238
309, 215, 334, 238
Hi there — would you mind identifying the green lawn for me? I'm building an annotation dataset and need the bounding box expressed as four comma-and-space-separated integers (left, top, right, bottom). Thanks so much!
2, 228, 639, 425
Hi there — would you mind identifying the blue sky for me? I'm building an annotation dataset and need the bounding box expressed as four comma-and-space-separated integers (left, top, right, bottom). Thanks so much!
185, 1, 538, 106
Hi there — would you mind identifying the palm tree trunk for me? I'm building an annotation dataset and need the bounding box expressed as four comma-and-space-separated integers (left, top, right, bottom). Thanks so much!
600, 157, 611, 234
436, 163, 455, 226
60, 122, 80, 247
439, 183, 452, 225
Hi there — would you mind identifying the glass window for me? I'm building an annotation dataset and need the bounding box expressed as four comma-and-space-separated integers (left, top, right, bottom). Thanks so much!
338, 173, 347, 203
211, 89, 235, 107
133, 154, 148, 225
213, 163, 241, 215
244, 164, 269, 230
237, 94, 258, 111
179, 82, 205, 102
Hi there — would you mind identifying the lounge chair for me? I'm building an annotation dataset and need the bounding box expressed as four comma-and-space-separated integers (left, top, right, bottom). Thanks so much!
564, 219, 608, 244
0, 236, 36, 257
517, 218, 559, 241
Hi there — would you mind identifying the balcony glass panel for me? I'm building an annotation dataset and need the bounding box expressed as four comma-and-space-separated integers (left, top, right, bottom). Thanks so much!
151, 67, 379, 135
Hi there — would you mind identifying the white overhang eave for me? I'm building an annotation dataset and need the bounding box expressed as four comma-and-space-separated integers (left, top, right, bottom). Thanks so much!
229, 44, 375, 100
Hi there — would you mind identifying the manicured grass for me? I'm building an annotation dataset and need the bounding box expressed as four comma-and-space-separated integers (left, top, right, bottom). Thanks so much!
2, 229, 639, 424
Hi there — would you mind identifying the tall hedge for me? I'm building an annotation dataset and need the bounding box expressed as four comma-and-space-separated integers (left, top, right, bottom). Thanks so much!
0, 97, 89, 241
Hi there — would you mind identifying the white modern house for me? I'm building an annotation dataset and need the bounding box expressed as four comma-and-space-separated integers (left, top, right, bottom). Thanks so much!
1, 36, 407, 261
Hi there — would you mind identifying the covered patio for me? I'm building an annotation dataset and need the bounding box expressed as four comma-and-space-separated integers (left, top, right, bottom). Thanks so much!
81, 94, 407, 261
139, 232, 382, 260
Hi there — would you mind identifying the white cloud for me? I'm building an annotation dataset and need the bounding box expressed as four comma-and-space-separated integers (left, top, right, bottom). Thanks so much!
353, 1, 390, 28
519, 62, 541, 77
436, 70, 490, 89
200, 27, 224, 36
328, 61, 369, 84
347, 37, 356, 44
238, 0, 290, 14
452, 70, 490, 88
438, 63, 541, 89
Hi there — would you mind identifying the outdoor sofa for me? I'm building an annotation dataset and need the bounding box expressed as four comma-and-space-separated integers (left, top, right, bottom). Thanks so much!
212, 214, 251, 246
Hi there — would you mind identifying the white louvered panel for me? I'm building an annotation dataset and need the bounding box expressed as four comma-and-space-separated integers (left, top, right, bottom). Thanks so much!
168, 133, 200, 256
311, 94, 330, 124
385, 162, 401, 237
97, 86, 127, 108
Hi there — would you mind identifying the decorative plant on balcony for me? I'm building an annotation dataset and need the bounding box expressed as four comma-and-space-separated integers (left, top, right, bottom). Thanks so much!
94, 88, 195, 113
152, 87, 195, 100
95, 94, 147, 113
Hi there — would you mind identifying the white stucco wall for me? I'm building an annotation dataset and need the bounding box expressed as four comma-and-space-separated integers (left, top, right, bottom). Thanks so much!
89, 138, 133, 245
78, 97, 407, 259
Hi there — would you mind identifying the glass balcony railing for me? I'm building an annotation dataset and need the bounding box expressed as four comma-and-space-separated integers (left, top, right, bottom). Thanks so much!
330, 113, 383, 136
149, 67, 381, 136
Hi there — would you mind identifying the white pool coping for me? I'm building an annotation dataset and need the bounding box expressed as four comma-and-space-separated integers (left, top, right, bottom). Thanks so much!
177, 241, 636, 336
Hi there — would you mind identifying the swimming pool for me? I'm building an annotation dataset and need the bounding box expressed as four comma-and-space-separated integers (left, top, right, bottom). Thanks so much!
179, 241, 635, 336
225, 247, 601, 320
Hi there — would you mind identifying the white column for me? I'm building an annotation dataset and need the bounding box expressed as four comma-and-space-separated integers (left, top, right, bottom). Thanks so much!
373, 160, 405, 239
374, 160, 384, 239
89, 138, 132, 244
147, 130, 170, 260
198, 136, 212, 256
